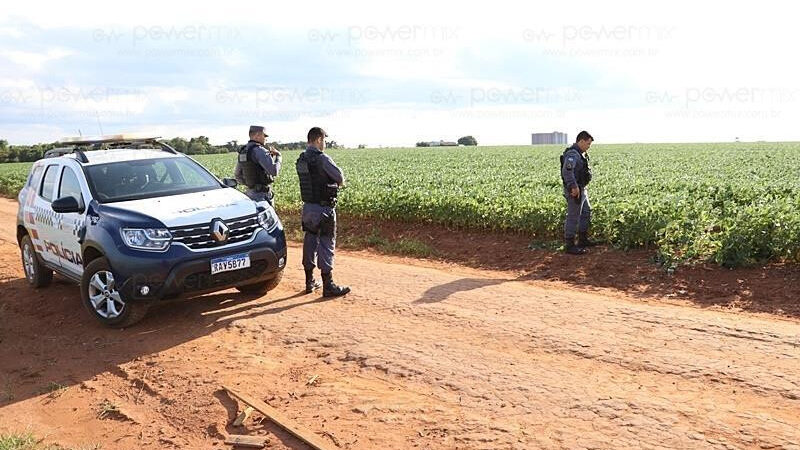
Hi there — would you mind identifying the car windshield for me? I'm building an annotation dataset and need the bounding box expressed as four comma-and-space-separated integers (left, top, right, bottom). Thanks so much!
85, 157, 221, 203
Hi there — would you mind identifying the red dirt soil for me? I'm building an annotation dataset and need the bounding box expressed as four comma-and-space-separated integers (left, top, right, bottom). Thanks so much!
1, 198, 799, 449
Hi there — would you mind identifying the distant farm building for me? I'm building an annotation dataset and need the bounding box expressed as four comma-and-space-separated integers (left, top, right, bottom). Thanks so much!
417, 140, 459, 147
531, 131, 568, 145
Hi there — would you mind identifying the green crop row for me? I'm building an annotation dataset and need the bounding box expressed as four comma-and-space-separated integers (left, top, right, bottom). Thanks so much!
0, 162, 32, 198
196, 142, 800, 268
2, 143, 799, 268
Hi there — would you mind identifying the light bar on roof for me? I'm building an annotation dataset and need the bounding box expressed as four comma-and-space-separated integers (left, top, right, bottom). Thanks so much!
57, 133, 162, 145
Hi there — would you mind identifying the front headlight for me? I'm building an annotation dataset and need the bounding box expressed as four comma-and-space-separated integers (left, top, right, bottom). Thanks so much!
121, 228, 172, 251
257, 208, 279, 232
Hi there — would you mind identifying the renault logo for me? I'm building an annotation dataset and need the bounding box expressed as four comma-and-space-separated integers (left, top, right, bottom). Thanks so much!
211, 219, 229, 242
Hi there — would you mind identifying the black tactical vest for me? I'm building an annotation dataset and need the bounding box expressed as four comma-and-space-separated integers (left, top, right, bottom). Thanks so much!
296, 151, 338, 206
237, 141, 275, 189
560, 148, 592, 187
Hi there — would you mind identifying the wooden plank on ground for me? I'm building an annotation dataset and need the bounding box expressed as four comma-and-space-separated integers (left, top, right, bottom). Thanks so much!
224, 434, 266, 448
222, 385, 335, 450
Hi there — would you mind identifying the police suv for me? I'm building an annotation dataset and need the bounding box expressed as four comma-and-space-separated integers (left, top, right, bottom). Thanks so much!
16, 135, 286, 327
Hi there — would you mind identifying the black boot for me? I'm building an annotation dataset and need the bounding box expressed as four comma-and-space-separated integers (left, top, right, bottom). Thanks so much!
322, 271, 350, 297
578, 232, 598, 247
564, 237, 586, 255
305, 269, 321, 294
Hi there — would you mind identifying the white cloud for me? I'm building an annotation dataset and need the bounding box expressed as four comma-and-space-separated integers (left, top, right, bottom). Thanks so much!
0, 26, 24, 38
0, 77, 36, 88
0, 48, 73, 71
151, 87, 191, 104
0, 1, 798, 145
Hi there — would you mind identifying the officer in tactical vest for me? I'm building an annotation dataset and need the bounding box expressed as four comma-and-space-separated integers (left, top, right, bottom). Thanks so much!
561, 130, 597, 255
234, 125, 282, 206
296, 127, 350, 297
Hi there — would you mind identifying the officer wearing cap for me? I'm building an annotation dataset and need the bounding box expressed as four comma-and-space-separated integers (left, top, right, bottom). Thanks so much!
561, 130, 597, 255
234, 125, 282, 206
296, 127, 350, 297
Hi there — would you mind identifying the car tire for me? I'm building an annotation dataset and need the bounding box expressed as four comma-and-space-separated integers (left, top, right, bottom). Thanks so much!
236, 269, 283, 295
81, 257, 149, 328
20, 234, 53, 288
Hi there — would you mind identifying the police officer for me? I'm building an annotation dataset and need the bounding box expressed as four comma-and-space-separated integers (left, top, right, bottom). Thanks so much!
561, 130, 597, 255
296, 127, 350, 297
234, 125, 281, 206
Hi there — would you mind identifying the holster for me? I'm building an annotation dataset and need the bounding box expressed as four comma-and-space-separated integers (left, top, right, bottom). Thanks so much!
301, 220, 319, 235
319, 211, 336, 237
574, 186, 583, 204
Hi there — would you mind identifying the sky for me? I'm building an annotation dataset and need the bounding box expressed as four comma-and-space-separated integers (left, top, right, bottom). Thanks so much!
0, 1, 798, 146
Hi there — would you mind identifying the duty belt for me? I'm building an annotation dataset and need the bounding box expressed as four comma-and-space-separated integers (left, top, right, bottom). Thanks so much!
307, 200, 337, 208
249, 184, 272, 192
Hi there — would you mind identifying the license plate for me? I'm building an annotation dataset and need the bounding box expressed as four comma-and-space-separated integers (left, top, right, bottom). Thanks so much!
210, 253, 251, 275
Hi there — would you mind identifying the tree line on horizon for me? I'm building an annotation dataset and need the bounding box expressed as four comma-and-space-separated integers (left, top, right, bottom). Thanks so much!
416, 136, 478, 147
0, 137, 343, 163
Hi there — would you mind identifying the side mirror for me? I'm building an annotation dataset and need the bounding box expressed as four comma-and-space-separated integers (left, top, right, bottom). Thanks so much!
52, 196, 83, 214
222, 178, 238, 188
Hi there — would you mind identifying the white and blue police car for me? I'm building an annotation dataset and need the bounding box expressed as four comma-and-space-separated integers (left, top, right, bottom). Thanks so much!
16, 134, 286, 327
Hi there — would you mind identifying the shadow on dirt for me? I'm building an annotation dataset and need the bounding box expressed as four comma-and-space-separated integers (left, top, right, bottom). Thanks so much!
415, 276, 523, 304
0, 275, 321, 449
330, 214, 800, 319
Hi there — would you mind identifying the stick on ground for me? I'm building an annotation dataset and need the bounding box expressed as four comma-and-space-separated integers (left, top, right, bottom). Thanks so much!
224, 434, 266, 448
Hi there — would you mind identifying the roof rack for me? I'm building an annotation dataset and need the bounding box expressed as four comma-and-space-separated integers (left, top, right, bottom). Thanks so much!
55, 134, 179, 163
44, 147, 89, 163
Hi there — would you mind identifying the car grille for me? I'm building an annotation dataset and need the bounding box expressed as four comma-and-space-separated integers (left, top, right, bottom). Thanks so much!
169, 213, 260, 250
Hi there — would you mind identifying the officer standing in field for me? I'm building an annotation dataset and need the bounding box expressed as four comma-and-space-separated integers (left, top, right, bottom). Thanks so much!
561, 130, 597, 255
234, 125, 282, 206
296, 127, 350, 297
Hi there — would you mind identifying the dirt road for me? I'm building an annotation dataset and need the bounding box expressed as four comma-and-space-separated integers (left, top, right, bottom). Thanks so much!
0, 197, 799, 449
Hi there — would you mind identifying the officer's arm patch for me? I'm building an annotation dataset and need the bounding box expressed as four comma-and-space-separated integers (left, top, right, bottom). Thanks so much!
565, 156, 576, 170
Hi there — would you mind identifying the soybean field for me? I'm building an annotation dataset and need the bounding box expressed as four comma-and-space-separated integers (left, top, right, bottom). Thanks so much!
0, 161, 31, 198
3, 143, 800, 267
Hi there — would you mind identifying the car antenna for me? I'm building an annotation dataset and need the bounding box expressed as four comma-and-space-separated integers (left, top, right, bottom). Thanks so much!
96, 111, 104, 135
